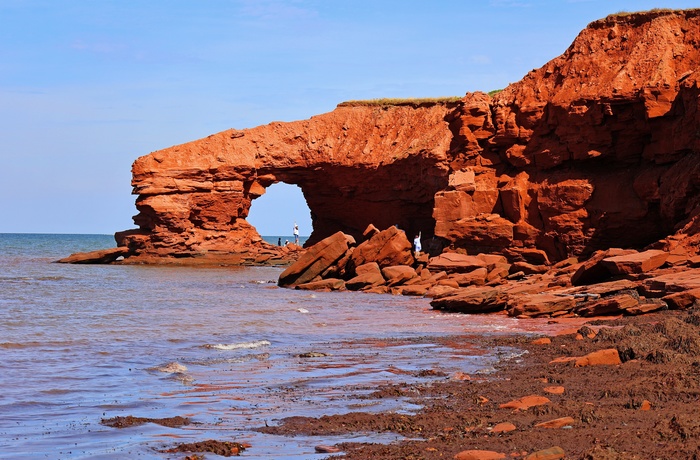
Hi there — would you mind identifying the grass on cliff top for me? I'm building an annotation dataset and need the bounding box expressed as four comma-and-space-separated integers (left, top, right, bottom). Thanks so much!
337, 92, 505, 108
337, 96, 462, 108
606, 8, 698, 19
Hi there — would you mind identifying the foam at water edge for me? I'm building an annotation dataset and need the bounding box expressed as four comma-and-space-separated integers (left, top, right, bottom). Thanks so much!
205, 340, 272, 350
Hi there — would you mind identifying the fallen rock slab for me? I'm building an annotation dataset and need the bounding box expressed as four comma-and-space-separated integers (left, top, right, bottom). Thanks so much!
601, 249, 669, 275
346, 271, 385, 290
575, 348, 622, 366
507, 294, 576, 317
641, 268, 700, 293
571, 249, 637, 286
534, 416, 575, 429
279, 231, 350, 287
543, 386, 565, 395
662, 288, 700, 309
381, 265, 417, 286
454, 450, 506, 460
499, 395, 550, 410
349, 226, 414, 269
431, 287, 508, 313
449, 267, 488, 286
490, 422, 516, 433
574, 293, 639, 317
56, 247, 130, 264
523, 446, 566, 460
295, 278, 345, 291
315, 445, 341, 453
428, 253, 487, 273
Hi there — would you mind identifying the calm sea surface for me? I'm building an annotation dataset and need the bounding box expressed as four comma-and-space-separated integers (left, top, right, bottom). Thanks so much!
0, 234, 557, 459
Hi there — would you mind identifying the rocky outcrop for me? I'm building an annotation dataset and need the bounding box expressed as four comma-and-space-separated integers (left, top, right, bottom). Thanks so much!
274, 218, 700, 320
278, 226, 419, 291
116, 103, 455, 262
66, 10, 700, 278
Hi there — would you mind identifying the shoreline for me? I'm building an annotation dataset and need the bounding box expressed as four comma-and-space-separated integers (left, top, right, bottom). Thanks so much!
251, 309, 700, 459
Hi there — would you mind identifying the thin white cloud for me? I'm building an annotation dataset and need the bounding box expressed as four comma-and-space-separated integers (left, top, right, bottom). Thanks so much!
470, 55, 493, 65
489, 0, 534, 7
237, 0, 319, 21
71, 39, 126, 54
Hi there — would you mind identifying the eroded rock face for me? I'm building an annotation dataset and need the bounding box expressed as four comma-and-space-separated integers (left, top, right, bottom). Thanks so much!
111, 9, 700, 264
119, 103, 455, 260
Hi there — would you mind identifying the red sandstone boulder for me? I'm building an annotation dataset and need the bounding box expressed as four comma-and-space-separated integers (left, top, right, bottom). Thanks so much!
626, 303, 666, 315
643, 269, 700, 293
575, 348, 622, 367
575, 293, 639, 316
543, 386, 565, 394
355, 262, 382, 276
507, 294, 577, 317
349, 226, 413, 270
601, 249, 670, 275
448, 268, 488, 286
346, 271, 386, 291
523, 446, 565, 460
477, 253, 509, 270
436, 214, 514, 252
381, 265, 418, 286
662, 288, 700, 309
561, 279, 639, 297
56, 247, 130, 264
499, 395, 550, 410
400, 284, 431, 296
278, 232, 350, 287
490, 422, 516, 433
425, 284, 458, 298
571, 249, 637, 286
510, 261, 548, 275
454, 450, 506, 460
430, 287, 508, 313
506, 247, 550, 266
427, 253, 487, 273
534, 416, 575, 429
295, 278, 345, 291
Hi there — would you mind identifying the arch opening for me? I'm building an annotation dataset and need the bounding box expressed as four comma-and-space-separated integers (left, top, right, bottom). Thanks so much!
247, 182, 313, 247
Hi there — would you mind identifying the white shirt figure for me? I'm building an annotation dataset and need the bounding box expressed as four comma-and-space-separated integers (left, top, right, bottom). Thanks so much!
293, 222, 299, 244
413, 231, 422, 253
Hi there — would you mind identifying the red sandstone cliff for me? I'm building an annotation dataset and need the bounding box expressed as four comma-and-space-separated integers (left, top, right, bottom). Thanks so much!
102, 9, 700, 264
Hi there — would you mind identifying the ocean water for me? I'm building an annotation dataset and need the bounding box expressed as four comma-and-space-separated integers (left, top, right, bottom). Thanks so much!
0, 234, 555, 459
261, 235, 309, 247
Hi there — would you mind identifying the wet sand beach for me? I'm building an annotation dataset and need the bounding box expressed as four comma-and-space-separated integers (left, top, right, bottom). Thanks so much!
254, 311, 700, 459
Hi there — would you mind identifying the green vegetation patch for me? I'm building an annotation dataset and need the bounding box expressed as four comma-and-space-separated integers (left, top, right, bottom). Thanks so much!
338, 96, 462, 108
604, 8, 698, 21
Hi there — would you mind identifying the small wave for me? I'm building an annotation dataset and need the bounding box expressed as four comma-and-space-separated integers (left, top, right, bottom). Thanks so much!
188, 353, 270, 366
151, 362, 188, 373
204, 340, 271, 350
297, 308, 309, 314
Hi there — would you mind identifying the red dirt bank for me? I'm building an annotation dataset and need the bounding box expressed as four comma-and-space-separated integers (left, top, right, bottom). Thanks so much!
256, 311, 700, 459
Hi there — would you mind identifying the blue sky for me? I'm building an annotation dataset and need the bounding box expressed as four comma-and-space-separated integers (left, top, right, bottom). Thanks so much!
1, 1, 697, 236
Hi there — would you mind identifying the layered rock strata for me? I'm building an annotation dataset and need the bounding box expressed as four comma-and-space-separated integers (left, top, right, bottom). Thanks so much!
63, 9, 700, 269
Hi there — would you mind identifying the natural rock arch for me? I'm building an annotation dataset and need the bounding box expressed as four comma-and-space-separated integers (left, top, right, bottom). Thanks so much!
111, 10, 700, 265
116, 102, 456, 260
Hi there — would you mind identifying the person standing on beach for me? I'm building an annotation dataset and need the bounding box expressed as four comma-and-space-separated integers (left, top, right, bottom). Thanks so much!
413, 231, 422, 256
293, 222, 299, 245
